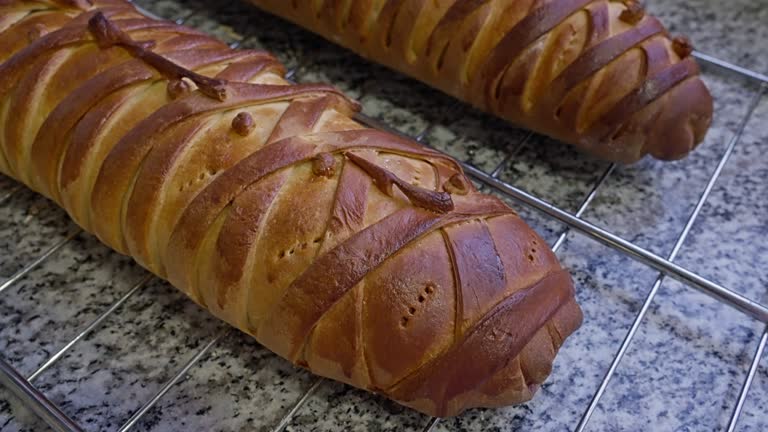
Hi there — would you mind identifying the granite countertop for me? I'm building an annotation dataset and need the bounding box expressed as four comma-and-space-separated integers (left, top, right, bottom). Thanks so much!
1, 1, 767, 431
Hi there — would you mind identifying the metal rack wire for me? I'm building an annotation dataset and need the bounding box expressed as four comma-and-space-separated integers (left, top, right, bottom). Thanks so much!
1, 2, 766, 431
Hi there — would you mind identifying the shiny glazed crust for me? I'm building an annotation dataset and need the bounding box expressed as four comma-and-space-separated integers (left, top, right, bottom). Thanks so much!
0, 0, 582, 417
247, 0, 714, 163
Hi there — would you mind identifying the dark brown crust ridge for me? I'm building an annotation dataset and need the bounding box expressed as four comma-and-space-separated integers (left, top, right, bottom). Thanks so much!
0, 1, 582, 417
247, 0, 714, 163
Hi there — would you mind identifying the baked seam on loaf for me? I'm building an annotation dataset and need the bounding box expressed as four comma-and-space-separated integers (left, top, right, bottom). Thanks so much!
0, 0, 582, 417
246, 0, 714, 163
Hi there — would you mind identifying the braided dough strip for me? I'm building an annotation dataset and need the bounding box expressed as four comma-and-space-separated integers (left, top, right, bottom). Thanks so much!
0, 1, 582, 416
247, 0, 714, 163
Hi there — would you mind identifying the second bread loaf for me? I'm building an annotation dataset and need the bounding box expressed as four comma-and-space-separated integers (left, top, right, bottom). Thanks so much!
246, 0, 714, 163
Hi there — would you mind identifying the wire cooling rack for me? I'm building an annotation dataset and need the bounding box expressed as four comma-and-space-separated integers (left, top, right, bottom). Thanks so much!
1, 1, 767, 431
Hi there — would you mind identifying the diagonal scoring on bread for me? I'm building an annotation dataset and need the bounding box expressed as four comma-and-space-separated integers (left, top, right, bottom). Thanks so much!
247, 0, 714, 163
0, 0, 583, 416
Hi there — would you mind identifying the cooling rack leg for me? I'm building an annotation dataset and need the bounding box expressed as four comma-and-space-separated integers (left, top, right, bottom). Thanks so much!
727, 326, 768, 432
0, 357, 84, 432
574, 83, 766, 432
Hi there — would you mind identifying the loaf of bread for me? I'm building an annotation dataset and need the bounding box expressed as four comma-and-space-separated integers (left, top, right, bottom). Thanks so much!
0, 0, 582, 417
246, 0, 714, 163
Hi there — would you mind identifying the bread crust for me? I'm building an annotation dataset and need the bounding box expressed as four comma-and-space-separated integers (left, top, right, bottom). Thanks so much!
0, 1, 582, 416
248, 0, 714, 163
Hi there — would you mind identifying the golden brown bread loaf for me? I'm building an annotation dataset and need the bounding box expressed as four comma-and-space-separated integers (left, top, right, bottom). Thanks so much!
0, 0, 582, 417
246, 0, 714, 163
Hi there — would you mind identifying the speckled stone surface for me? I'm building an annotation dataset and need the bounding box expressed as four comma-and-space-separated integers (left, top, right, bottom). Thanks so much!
1, 1, 767, 431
